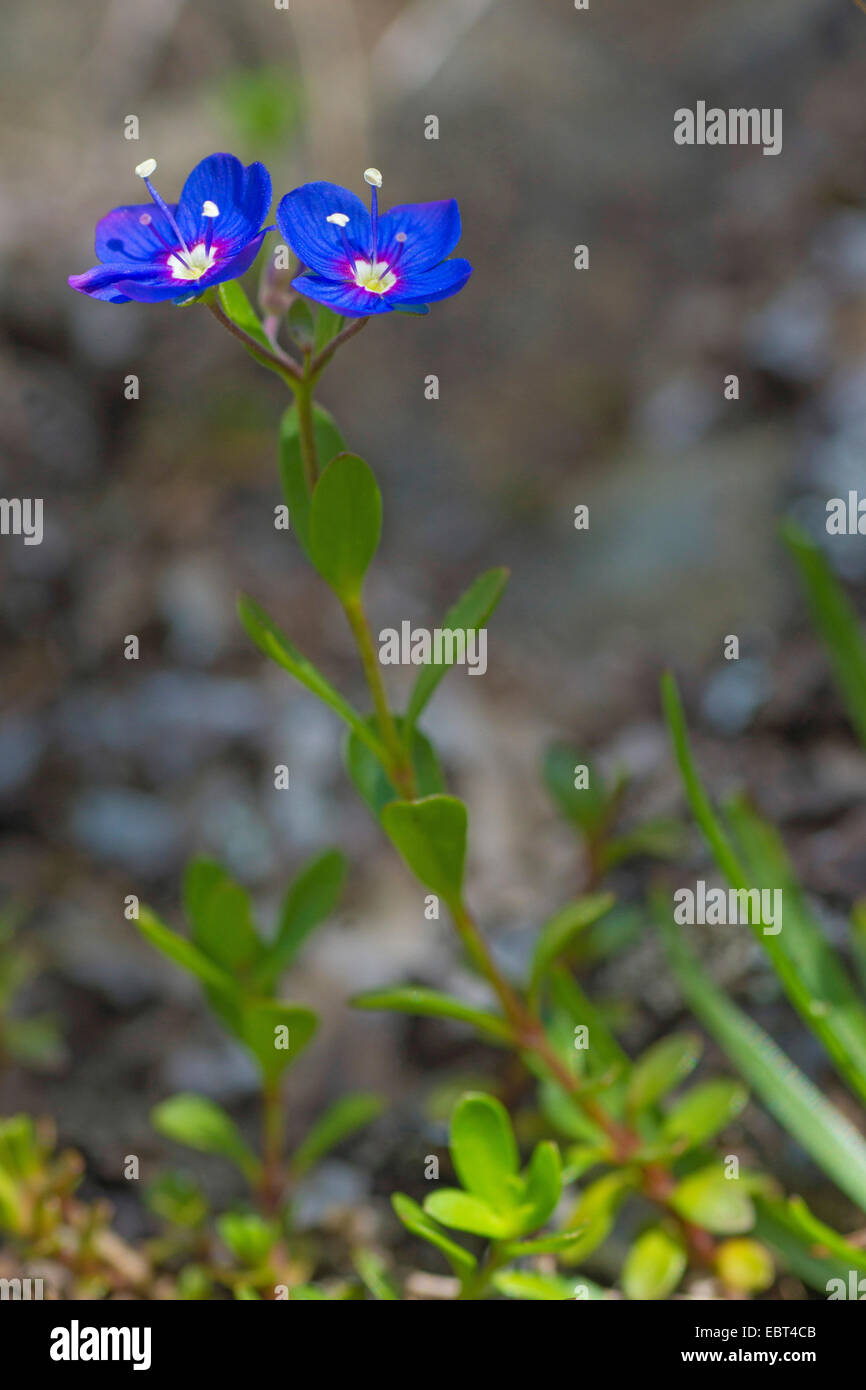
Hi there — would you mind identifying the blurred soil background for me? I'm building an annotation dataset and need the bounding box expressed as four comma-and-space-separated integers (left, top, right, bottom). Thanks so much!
1, 0, 866, 1266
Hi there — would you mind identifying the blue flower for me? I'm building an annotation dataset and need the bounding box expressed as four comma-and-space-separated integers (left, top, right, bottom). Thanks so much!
69, 153, 272, 304
276, 169, 471, 317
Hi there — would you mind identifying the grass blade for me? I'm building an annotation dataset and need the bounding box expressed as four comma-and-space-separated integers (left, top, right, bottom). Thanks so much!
656, 903, 866, 1213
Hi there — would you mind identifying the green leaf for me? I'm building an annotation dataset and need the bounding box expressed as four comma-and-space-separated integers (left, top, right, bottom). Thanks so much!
313, 305, 344, 354
753, 1195, 866, 1294
451, 1092, 520, 1210
603, 818, 686, 869
0, 1115, 42, 1180
381, 796, 467, 908
549, 967, 630, 1072
238, 595, 387, 761
217, 280, 272, 353
501, 1224, 587, 1257
255, 849, 347, 988
344, 719, 445, 819
404, 568, 510, 729
725, 794, 866, 1109
622, 1227, 687, 1300
308, 453, 381, 601
671, 1165, 754, 1235
529, 893, 615, 995
542, 742, 613, 832
852, 900, 866, 995
352, 1248, 399, 1301
182, 860, 262, 976
518, 1140, 562, 1232
151, 1094, 259, 1182
423, 1188, 510, 1238
782, 518, 866, 748
390, 1194, 476, 1277
238, 1001, 317, 1083
290, 1093, 384, 1177
559, 1171, 637, 1265
776, 1194, 866, 1274
662, 1079, 748, 1148
175, 1264, 213, 1300
351, 985, 513, 1045
657, 901, 866, 1211
286, 297, 315, 350
4, 1016, 65, 1070
145, 1171, 208, 1229
136, 907, 238, 994
492, 1270, 584, 1301
217, 1212, 278, 1266
661, 672, 746, 886
663, 672, 866, 1109
278, 403, 344, 557
538, 1080, 609, 1146
626, 1033, 702, 1114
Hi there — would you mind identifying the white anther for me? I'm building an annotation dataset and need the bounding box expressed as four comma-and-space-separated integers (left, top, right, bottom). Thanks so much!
395, 232, 407, 242
363, 168, 383, 188
202, 200, 219, 218
139, 213, 152, 225
327, 212, 350, 227
135, 158, 158, 179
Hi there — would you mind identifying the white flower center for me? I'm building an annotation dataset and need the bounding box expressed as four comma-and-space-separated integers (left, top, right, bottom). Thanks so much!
353, 258, 396, 295
167, 242, 217, 281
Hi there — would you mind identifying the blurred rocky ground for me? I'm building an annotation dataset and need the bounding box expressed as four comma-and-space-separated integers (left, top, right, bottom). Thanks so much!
0, 0, 865, 1247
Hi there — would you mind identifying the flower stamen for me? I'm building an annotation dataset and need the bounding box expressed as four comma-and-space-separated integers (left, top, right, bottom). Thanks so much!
391, 230, 408, 269
167, 242, 218, 282
353, 258, 397, 295
135, 157, 193, 262
364, 167, 382, 262
138, 211, 174, 253
202, 200, 219, 256
326, 211, 354, 265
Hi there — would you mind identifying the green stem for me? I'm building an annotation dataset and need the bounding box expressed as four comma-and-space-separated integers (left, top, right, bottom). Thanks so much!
259, 1079, 285, 1217
343, 595, 417, 799
458, 1240, 508, 1300
309, 316, 370, 382
295, 375, 319, 494
206, 299, 301, 389
451, 900, 526, 1031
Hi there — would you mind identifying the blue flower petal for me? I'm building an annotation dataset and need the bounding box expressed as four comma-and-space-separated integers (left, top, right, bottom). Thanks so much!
200, 229, 270, 290
395, 257, 472, 306
291, 272, 395, 317
94, 203, 180, 264
114, 231, 271, 303
68, 262, 166, 302
277, 182, 372, 278
177, 154, 271, 252
377, 199, 462, 276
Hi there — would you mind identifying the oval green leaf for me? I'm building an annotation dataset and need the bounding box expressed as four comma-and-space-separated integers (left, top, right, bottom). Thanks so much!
451, 1092, 520, 1211
151, 1093, 259, 1181
663, 1079, 748, 1148
381, 795, 467, 907
623, 1227, 686, 1300
626, 1032, 702, 1114
308, 452, 381, 600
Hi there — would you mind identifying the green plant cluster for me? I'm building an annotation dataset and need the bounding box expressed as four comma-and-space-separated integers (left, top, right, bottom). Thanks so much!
3, 276, 866, 1302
